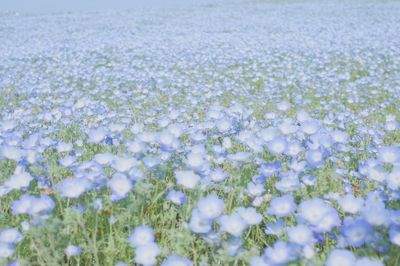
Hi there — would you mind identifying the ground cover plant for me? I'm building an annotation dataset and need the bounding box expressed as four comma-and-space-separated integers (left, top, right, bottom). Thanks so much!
0, 0, 400, 265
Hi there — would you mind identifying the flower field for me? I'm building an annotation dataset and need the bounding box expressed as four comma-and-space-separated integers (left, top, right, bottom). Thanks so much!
0, 1, 400, 265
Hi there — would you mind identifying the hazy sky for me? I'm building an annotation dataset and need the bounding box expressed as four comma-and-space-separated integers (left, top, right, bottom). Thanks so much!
0, 0, 214, 14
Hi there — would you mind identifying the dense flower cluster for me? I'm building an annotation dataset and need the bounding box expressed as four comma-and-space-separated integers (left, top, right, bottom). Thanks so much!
0, 0, 400, 265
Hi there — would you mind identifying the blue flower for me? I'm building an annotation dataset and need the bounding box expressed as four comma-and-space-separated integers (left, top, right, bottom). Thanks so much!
313, 207, 340, 233
266, 137, 288, 155
197, 194, 224, 220
0, 243, 16, 259
341, 217, 371, 247
219, 213, 248, 237
305, 148, 326, 168
389, 226, 400, 246
247, 182, 265, 197
298, 198, 335, 228
111, 156, 138, 173
267, 194, 296, 217
189, 208, 213, 234
209, 168, 228, 183
175, 170, 200, 189
250, 256, 270, 266
223, 236, 243, 256
287, 224, 314, 246
237, 207, 263, 225
355, 257, 384, 266
93, 153, 115, 166
185, 152, 210, 174
166, 190, 187, 205
108, 173, 133, 201
265, 219, 286, 236
65, 244, 81, 257
377, 146, 400, 164
129, 226, 155, 248
387, 165, 400, 190
259, 127, 278, 143
158, 130, 179, 152
0, 228, 23, 245
58, 177, 92, 198
87, 127, 107, 144
325, 249, 356, 266
258, 161, 281, 177
263, 240, 295, 265
12, 194, 55, 216
300, 119, 320, 135
161, 254, 193, 266
1, 145, 24, 161
361, 198, 390, 226
337, 194, 364, 214
134, 242, 160, 266
275, 172, 300, 193
331, 130, 349, 144
2, 166, 33, 194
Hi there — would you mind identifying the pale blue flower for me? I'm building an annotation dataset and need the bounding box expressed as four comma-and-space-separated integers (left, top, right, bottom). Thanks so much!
387, 166, 400, 190
108, 173, 133, 201
250, 256, 270, 266
1, 145, 24, 161
287, 224, 314, 246
93, 153, 115, 166
265, 219, 286, 236
161, 254, 193, 266
58, 177, 92, 198
129, 226, 155, 248
267, 194, 296, 217
88, 127, 107, 144
263, 240, 295, 265
175, 170, 200, 189
0, 228, 23, 245
247, 182, 265, 197
355, 257, 384, 266
65, 244, 81, 257
166, 190, 187, 205
377, 146, 400, 164
362, 199, 390, 226
12, 194, 55, 216
298, 198, 332, 227
219, 213, 248, 237
209, 168, 228, 183
341, 218, 371, 247
134, 242, 160, 266
197, 194, 224, 220
325, 249, 356, 266
237, 207, 263, 225
189, 208, 213, 234
223, 236, 243, 256
267, 137, 287, 155
2, 166, 33, 194
111, 156, 137, 173
305, 148, 325, 168
337, 194, 364, 214
389, 226, 400, 246
0, 243, 15, 259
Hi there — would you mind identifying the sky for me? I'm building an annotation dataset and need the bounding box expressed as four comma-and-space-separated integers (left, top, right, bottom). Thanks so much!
0, 0, 216, 14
